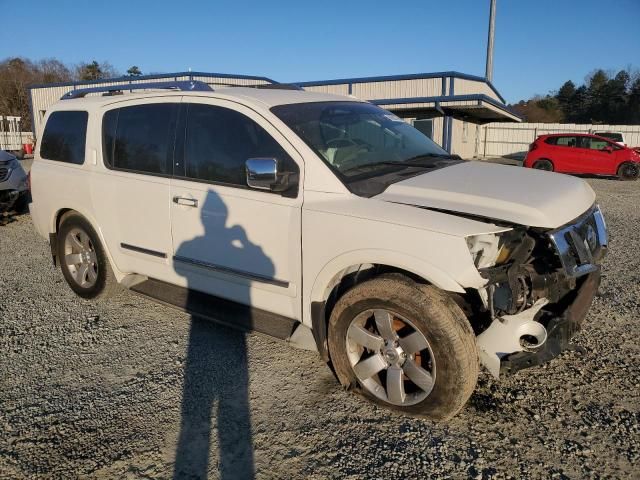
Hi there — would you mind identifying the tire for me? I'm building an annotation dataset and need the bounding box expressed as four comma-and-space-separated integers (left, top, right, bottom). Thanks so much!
13, 191, 30, 214
617, 162, 639, 181
532, 159, 553, 171
327, 275, 478, 421
57, 212, 119, 299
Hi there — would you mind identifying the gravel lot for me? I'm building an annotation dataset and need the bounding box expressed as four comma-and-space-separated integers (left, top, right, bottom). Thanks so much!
0, 177, 638, 479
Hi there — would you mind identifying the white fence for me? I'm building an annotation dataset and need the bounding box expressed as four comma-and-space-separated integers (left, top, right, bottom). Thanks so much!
481, 123, 640, 158
0, 116, 33, 151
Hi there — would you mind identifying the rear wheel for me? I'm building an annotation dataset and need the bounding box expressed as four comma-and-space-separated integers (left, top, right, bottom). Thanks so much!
328, 275, 478, 421
617, 162, 639, 181
532, 159, 553, 171
57, 213, 119, 299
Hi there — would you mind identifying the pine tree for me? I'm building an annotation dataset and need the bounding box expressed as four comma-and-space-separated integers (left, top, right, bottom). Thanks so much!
127, 66, 142, 76
78, 61, 103, 81
556, 80, 576, 120
627, 77, 640, 124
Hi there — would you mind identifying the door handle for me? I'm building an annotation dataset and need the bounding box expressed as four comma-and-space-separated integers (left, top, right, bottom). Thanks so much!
173, 196, 198, 207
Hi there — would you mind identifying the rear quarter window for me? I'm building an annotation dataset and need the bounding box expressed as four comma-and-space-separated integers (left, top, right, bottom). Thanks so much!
40, 111, 88, 164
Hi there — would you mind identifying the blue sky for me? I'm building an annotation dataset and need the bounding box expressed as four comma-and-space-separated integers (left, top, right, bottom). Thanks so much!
1, 0, 639, 103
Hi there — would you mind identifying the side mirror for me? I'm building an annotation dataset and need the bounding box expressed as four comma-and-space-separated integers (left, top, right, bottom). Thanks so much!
603, 146, 613, 153
245, 158, 296, 193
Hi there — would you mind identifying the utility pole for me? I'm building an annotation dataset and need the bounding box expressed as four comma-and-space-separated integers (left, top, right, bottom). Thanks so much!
485, 0, 497, 82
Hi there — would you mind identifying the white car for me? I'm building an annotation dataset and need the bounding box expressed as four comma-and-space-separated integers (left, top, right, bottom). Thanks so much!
592, 131, 626, 147
0, 149, 29, 215
29, 81, 607, 420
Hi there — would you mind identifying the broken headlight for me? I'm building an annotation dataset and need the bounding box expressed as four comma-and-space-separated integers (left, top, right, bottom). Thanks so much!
466, 229, 526, 269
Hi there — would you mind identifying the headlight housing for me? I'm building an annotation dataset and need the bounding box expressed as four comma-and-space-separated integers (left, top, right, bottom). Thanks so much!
466, 229, 525, 269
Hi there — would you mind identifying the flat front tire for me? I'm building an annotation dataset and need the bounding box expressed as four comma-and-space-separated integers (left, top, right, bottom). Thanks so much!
57, 213, 119, 299
328, 275, 478, 421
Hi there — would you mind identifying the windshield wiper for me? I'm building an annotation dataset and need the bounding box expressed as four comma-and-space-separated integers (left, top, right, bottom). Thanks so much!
404, 153, 460, 162
342, 153, 459, 173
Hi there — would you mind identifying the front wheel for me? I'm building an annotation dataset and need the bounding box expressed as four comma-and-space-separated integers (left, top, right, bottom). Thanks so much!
617, 162, 639, 181
328, 275, 478, 421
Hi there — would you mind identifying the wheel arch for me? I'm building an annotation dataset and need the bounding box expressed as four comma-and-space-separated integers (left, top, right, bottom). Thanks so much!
50, 207, 124, 280
308, 250, 465, 362
534, 158, 554, 168
617, 161, 640, 179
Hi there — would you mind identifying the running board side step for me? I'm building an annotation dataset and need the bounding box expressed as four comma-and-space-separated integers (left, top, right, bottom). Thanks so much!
129, 278, 316, 350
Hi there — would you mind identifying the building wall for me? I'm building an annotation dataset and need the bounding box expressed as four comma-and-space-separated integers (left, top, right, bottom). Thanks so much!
453, 78, 501, 103
303, 77, 445, 101
300, 84, 351, 96
405, 117, 445, 146
352, 78, 443, 100
449, 118, 482, 158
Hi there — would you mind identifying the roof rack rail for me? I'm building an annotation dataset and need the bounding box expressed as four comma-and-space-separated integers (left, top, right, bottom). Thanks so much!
252, 83, 303, 91
60, 80, 213, 100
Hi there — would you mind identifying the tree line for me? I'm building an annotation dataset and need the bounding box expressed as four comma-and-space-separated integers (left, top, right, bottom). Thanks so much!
3, 57, 640, 131
510, 68, 640, 125
0, 57, 143, 130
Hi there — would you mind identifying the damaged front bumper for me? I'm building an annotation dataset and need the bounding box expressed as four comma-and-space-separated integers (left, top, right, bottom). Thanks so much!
477, 270, 600, 377
475, 205, 606, 378
499, 270, 600, 375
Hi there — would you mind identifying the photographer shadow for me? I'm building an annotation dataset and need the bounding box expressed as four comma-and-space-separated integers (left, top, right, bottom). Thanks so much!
173, 191, 274, 479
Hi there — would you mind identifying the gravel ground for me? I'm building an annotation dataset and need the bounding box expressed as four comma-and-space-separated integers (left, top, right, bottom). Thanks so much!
0, 178, 638, 479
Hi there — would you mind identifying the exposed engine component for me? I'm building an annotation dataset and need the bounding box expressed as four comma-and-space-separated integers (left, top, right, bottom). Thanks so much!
477, 229, 577, 320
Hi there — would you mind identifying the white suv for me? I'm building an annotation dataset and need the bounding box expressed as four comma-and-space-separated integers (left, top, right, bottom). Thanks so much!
29, 81, 607, 420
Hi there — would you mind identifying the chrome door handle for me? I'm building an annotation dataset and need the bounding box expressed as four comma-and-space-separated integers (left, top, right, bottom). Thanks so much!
173, 196, 198, 207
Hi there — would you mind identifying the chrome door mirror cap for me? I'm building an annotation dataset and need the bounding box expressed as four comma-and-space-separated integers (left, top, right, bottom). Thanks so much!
246, 157, 298, 194
246, 158, 278, 190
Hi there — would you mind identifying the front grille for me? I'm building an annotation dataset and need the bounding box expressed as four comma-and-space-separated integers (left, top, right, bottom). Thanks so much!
0, 167, 9, 182
548, 205, 608, 277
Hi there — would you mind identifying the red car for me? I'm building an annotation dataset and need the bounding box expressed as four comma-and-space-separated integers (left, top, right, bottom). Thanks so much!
524, 133, 640, 180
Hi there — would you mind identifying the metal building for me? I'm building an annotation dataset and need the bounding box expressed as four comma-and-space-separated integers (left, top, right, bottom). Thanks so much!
297, 72, 520, 158
28, 70, 519, 157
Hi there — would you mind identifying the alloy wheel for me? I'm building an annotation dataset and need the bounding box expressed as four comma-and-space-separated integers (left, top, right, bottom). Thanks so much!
621, 163, 639, 178
345, 309, 436, 406
64, 228, 99, 288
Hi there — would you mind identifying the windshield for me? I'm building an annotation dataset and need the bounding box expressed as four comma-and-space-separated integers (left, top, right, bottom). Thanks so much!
271, 102, 458, 192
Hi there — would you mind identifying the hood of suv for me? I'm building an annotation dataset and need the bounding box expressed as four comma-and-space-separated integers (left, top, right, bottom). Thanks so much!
375, 161, 595, 228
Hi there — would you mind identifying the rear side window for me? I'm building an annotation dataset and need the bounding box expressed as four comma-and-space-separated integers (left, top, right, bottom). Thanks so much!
183, 104, 297, 187
41, 111, 88, 164
546, 136, 577, 147
102, 104, 178, 175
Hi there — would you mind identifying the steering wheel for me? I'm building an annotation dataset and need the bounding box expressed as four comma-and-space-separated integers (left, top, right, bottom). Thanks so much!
326, 138, 371, 168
